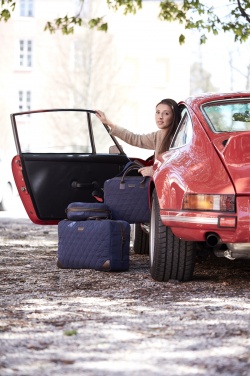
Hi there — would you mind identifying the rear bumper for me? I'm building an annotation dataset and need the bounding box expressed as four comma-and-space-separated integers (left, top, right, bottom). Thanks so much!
160, 196, 250, 243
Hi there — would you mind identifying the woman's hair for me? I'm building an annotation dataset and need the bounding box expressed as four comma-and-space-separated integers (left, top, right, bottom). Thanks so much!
156, 98, 181, 154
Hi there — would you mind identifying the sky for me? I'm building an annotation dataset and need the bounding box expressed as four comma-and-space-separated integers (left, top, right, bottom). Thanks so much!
106, 0, 250, 95
189, 1, 250, 92
191, 31, 250, 92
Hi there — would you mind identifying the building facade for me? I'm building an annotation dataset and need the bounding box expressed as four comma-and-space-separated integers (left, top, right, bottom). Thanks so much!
0, 0, 191, 159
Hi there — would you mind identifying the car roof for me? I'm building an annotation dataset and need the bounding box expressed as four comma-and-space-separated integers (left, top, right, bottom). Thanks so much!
181, 91, 250, 107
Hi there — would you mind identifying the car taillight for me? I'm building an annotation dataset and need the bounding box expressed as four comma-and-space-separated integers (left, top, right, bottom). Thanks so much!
182, 194, 235, 212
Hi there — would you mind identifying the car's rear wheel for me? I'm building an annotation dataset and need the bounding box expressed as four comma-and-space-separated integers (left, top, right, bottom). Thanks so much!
150, 190, 196, 282
133, 224, 149, 254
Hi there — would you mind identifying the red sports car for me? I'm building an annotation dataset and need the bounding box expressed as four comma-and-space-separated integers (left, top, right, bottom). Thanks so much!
11, 92, 250, 282
150, 92, 250, 282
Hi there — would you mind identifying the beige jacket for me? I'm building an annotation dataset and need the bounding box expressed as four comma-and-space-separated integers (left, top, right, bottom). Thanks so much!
110, 125, 167, 158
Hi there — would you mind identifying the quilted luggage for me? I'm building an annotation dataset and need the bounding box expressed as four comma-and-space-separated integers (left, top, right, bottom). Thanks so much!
57, 219, 130, 271
104, 165, 151, 224
66, 202, 111, 221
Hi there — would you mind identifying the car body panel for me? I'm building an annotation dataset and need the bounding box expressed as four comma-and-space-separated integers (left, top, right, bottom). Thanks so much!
215, 133, 250, 194
153, 112, 234, 208
159, 196, 250, 243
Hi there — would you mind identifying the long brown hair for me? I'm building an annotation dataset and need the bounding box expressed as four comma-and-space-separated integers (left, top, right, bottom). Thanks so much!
157, 98, 181, 154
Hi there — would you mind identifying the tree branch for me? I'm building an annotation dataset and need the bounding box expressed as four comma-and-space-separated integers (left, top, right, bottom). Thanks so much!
237, 0, 250, 23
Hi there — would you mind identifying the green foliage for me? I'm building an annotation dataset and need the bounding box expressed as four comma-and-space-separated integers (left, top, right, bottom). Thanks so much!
0, 0, 15, 22
88, 17, 108, 32
107, 0, 142, 15
44, 16, 83, 35
44, 0, 141, 34
44, 16, 108, 35
179, 33, 185, 45
64, 329, 77, 336
159, 0, 250, 44
1, 0, 250, 44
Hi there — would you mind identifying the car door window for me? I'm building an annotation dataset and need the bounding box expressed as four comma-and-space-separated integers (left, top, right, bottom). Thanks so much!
170, 109, 192, 149
13, 110, 123, 155
13, 110, 95, 153
91, 116, 120, 154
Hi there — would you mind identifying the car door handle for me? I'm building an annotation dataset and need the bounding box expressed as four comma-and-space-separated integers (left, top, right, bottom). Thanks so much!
71, 181, 94, 189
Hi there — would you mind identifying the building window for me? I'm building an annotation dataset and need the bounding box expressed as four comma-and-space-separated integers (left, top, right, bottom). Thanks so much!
19, 40, 32, 67
20, 0, 34, 17
18, 90, 32, 112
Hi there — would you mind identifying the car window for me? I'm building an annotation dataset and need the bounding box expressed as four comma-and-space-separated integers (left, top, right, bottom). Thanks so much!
170, 109, 192, 149
202, 100, 250, 132
11, 109, 120, 154
91, 116, 121, 154
12, 110, 93, 153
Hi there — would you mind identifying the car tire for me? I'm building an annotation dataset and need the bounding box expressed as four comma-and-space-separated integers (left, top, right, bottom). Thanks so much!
0, 183, 13, 211
133, 224, 149, 254
150, 189, 196, 282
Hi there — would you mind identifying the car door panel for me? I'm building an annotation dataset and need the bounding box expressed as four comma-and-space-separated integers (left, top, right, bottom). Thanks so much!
17, 153, 129, 220
11, 109, 131, 224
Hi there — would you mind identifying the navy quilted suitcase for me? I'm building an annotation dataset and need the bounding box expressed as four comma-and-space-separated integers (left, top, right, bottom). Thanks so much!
57, 219, 130, 271
66, 202, 111, 221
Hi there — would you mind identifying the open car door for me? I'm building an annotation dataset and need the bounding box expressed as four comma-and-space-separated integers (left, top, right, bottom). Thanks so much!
11, 109, 131, 224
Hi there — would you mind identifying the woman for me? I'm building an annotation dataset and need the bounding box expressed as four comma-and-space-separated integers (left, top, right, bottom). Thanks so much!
95, 98, 181, 177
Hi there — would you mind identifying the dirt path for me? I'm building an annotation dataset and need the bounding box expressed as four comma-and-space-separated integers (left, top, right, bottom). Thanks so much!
0, 211, 250, 376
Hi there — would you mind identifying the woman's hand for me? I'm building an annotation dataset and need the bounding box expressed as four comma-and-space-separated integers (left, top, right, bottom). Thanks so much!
138, 166, 153, 177
95, 110, 112, 128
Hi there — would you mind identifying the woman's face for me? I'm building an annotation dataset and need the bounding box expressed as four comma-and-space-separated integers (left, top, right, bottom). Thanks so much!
155, 103, 174, 130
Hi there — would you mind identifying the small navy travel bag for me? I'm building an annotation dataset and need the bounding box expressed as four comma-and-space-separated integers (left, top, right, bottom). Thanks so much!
66, 202, 111, 221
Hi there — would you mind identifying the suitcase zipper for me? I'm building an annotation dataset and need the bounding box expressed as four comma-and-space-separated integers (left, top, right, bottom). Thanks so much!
117, 221, 126, 260
66, 207, 111, 218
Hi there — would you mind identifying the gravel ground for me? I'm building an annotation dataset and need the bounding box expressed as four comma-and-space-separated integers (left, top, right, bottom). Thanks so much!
0, 207, 250, 376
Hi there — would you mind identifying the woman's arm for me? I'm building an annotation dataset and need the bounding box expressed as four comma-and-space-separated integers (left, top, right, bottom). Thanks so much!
96, 110, 155, 177
95, 110, 157, 150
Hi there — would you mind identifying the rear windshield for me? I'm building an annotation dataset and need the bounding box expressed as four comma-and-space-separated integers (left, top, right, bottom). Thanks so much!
202, 99, 250, 132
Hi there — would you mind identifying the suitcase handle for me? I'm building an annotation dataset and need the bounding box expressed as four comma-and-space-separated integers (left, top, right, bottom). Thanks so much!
120, 166, 148, 188
116, 160, 144, 176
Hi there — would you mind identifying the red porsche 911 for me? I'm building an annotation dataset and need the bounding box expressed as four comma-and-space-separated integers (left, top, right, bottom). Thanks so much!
10, 92, 250, 282
150, 92, 250, 282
